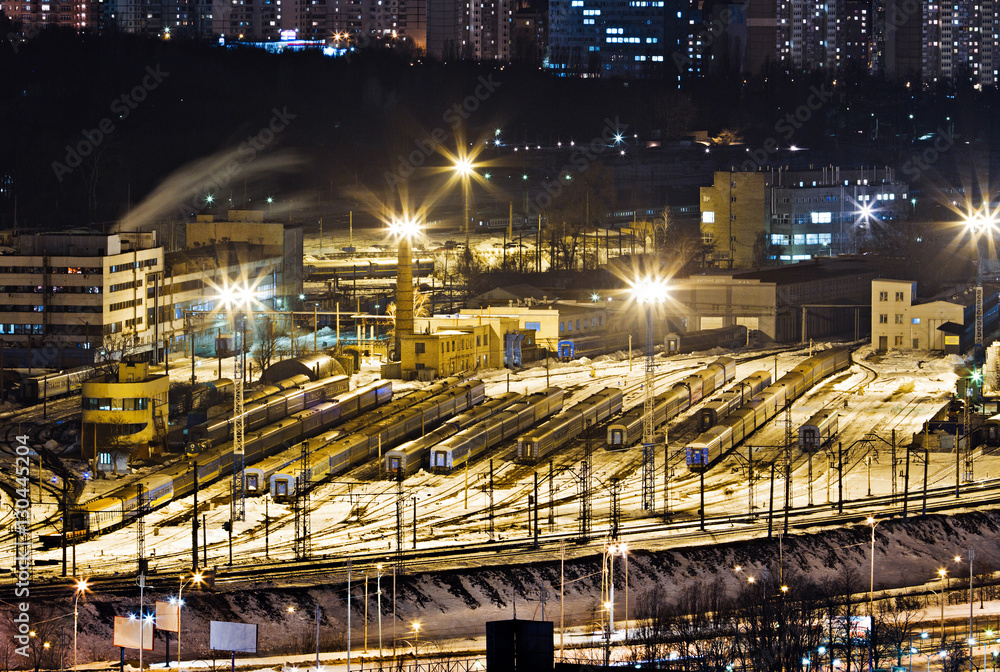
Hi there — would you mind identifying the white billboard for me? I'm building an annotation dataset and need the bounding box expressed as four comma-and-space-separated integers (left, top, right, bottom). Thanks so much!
209, 621, 258, 653
113, 616, 154, 651
155, 601, 179, 633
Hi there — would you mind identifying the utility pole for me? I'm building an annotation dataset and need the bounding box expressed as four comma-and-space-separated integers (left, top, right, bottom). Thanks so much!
784, 402, 793, 536
232, 313, 246, 522
192, 461, 199, 571
136, 483, 147, 574
295, 436, 310, 559
641, 303, 655, 511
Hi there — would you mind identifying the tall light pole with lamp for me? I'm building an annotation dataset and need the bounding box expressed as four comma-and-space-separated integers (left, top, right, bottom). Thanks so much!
73, 578, 89, 671
962, 208, 995, 484
866, 517, 879, 672
938, 568, 949, 640
410, 620, 421, 661
630, 276, 668, 512
454, 157, 474, 246
173, 571, 203, 669
218, 282, 257, 522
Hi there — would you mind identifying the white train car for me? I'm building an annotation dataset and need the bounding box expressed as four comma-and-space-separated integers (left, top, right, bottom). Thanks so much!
798, 409, 839, 452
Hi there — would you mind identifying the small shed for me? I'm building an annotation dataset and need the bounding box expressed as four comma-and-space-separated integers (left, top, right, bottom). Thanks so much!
262, 353, 345, 383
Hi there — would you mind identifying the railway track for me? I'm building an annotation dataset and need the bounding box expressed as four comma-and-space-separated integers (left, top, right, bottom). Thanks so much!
22, 475, 1000, 599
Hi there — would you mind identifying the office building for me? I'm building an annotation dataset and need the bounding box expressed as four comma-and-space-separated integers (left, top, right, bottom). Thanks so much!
427, 0, 511, 60
546, 0, 684, 78
81, 360, 170, 468
0, 231, 163, 369
700, 167, 909, 269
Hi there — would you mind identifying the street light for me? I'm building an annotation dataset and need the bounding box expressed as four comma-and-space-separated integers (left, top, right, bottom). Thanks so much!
866, 517, 878, 618
73, 578, 89, 671
174, 571, 203, 669
629, 275, 669, 513
376, 563, 384, 667
216, 279, 260, 524
454, 156, 475, 245
411, 621, 421, 660
939, 568, 949, 639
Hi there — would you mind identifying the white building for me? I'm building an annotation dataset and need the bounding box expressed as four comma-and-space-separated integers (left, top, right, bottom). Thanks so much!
870, 279, 965, 351
0, 231, 163, 369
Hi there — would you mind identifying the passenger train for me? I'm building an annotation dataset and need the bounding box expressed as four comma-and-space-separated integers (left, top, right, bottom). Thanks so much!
606, 357, 736, 449
429, 388, 565, 473
698, 371, 772, 431
384, 392, 523, 479
22, 366, 99, 403
68, 380, 393, 537
517, 389, 623, 463
269, 379, 486, 501
685, 347, 851, 471
798, 409, 839, 452
188, 374, 351, 450
244, 375, 477, 496
556, 333, 631, 361
664, 325, 748, 355
305, 258, 435, 281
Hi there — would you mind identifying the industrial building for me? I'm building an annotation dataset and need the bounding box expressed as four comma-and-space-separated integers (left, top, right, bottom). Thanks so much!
700, 167, 909, 269
81, 360, 170, 470
0, 231, 164, 369
871, 279, 1000, 352
669, 257, 878, 342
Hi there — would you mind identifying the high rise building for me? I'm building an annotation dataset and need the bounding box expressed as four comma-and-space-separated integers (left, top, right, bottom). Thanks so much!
699, 167, 910, 268
922, 0, 998, 84
427, 0, 510, 59
775, 0, 839, 71
1, 0, 99, 31
546, 0, 684, 77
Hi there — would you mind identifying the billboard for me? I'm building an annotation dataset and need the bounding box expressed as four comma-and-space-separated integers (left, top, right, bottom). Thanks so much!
113, 616, 154, 651
155, 601, 179, 633
209, 621, 258, 653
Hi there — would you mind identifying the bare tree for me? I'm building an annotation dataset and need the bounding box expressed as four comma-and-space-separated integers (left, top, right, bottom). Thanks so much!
93, 330, 142, 378
251, 315, 284, 376
879, 594, 924, 667
386, 289, 430, 341
455, 248, 488, 300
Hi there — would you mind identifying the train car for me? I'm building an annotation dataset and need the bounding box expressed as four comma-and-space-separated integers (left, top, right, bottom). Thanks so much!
431, 388, 564, 472
306, 258, 435, 281
22, 365, 99, 403
556, 333, 631, 361
699, 371, 772, 431
607, 357, 736, 449
270, 379, 484, 501
798, 409, 839, 452
188, 374, 352, 450
71, 381, 394, 538
664, 325, 748, 355
384, 423, 460, 480
686, 347, 850, 471
517, 389, 623, 464
984, 414, 1000, 446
